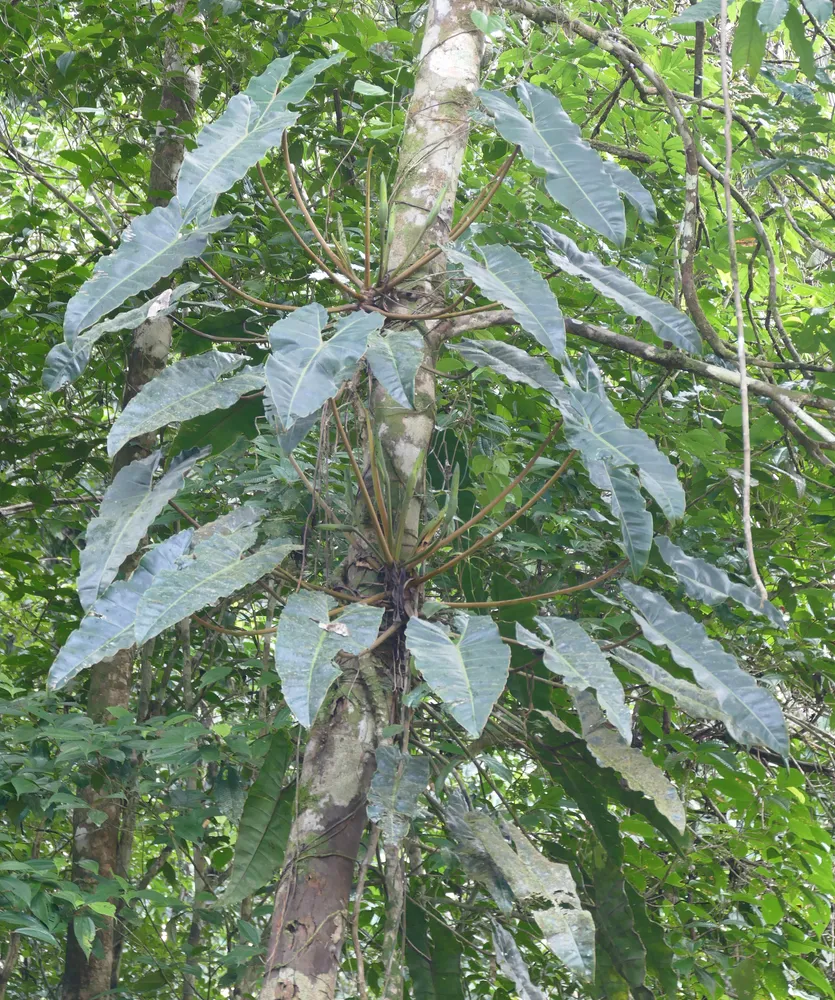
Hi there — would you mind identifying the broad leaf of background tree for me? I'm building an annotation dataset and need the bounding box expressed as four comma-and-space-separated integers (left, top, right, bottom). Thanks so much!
492, 923, 546, 1000
732, 2, 767, 78
455, 339, 563, 396
178, 54, 342, 223
479, 83, 625, 245
273, 592, 385, 727
107, 352, 265, 457
757, 0, 788, 28
655, 535, 784, 627
44, 284, 198, 391
540, 226, 701, 354
135, 520, 300, 644
219, 729, 293, 907
516, 617, 631, 740
405, 613, 510, 737
63, 199, 229, 341
446, 245, 565, 359
602, 161, 657, 225
48, 530, 193, 691
264, 305, 383, 433
365, 327, 424, 408
785, 4, 817, 77
588, 461, 653, 574
367, 745, 430, 844
78, 448, 203, 610
573, 689, 686, 833
621, 582, 788, 754
611, 647, 726, 722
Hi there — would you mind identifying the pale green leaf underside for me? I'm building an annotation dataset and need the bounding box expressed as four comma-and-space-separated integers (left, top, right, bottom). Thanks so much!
456, 339, 562, 397
611, 647, 726, 722
588, 460, 653, 575
366, 327, 424, 408
602, 160, 657, 225
367, 745, 431, 845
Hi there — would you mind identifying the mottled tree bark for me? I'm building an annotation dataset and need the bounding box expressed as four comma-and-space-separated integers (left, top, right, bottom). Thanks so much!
61, 12, 201, 997
258, 2, 483, 999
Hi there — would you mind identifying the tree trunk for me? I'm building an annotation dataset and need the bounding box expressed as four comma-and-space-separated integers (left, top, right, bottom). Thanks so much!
258, 3, 483, 998
61, 15, 201, 997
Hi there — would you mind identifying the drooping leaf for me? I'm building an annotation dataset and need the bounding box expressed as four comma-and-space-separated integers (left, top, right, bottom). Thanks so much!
655, 535, 785, 627
446, 245, 565, 360
624, 882, 678, 999
273, 592, 385, 727
169, 395, 262, 457
219, 730, 292, 906
77, 448, 204, 610
134, 519, 300, 644
672, 0, 725, 22
44, 284, 198, 391
365, 327, 424, 408
540, 226, 701, 354
805, 0, 832, 20
516, 617, 631, 740
478, 83, 626, 245
63, 199, 229, 341
757, 0, 788, 28
367, 745, 430, 844
455, 339, 563, 396
107, 351, 265, 458
405, 613, 510, 737
572, 689, 686, 833
444, 792, 515, 912
264, 305, 383, 434
72, 915, 96, 960
602, 161, 657, 225
621, 582, 789, 754
611, 647, 726, 722
492, 923, 547, 1000
178, 54, 343, 223
588, 461, 653, 574
785, 4, 817, 77
405, 900, 438, 1000
732, 2, 767, 77
48, 530, 194, 691
589, 847, 647, 990
556, 386, 685, 522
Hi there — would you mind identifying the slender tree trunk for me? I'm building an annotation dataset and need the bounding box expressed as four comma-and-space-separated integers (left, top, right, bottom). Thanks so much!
258, 3, 483, 999
61, 14, 200, 997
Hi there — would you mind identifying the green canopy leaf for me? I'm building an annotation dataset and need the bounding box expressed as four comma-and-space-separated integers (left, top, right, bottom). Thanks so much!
757, 0, 788, 28
455, 339, 563, 396
479, 82, 626, 245
732, 1, 767, 77
621, 582, 788, 754
367, 745, 430, 844
365, 327, 424, 408
107, 351, 265, 457
672, 0, 726, 22
273, 592, 385, 727
602, 161, 657, 225
611, 647, 727, 722
405, 613, 510, 737
588, 461, 653, 575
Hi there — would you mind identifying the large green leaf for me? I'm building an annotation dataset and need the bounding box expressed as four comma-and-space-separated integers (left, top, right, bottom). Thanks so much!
273, 592, 385, 727
540, 226, 701, 354
405, 613, 510, 737
757, 0, 788, 27
366, 327, 424, 408
264, 305, 383, 433
556, 387, 685, 522
492, 923, 546, 1000
655, 535, 784, 627
588, 461, 653, 575
572, 689, 686, 833
48, 530, 194, 691
516, 617, 631, 741
479, 83, 625, 245
455, 339, 563, 396
178, 54, 342, 223
134, 519, 299, 644
590, 849, 647, 991
63, 199, 229, 341
219, 729, 293, 907
77, 448, 203, 611
785, 4, 817, 77
621, 582, 788, 754
611, 647, 726, 722
672, 0, 726, 22
624, 882, 678, 998
367, 745, 430, 844
446, 245, 565, 360
44, 284, 198, 391
107, 351, 265, 457
602, 162, 657, 225
732, 1, 767, 77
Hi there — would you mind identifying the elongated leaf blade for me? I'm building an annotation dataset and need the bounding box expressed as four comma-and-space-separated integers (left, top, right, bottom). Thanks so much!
367, 746, 430, 844
573, 689, 685, 833
516, 617, 631, 741
447, 245, 565, 359
64, 199, 229, 341
588, 461, 653, 574
540, 226, 701, 354
757, 0, 788, 27
479, 84, 625, 245
492, 924, 547, 1000
405, 614, 510, 737
602, 161, 657, 225
107, 352, 264, 457
611, 647, 726, 721
44, 284, 198, 391
135, 520, 300, 644
78, 448, 204, 610
48, 530, 193, 691
264, 305, 383, 433
732, 1, 767, 77
589, 848, 648, 990
178, 55, 342, 223
219, 730, 293, 906
273, 592, 385, 727
366, 327, 424, 408
456, 339, 563, 396
655, 535, 784, 627
621, 582, 788, 754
